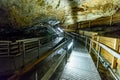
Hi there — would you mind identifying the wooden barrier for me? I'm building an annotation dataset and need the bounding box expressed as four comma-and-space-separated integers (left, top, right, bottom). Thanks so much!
0, 35, 56, 56
79, 30, 120, 68
0, 41, 11, 55
79, 30, 98, 37
78, 30, 120, 79
95, 36, 120, 69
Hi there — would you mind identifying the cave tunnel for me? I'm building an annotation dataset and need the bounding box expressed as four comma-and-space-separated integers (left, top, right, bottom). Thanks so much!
0, 0, 120, 80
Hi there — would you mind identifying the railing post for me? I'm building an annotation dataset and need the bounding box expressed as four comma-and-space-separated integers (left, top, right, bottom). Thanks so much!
22, 42, 25, 67
97, 45, 101, 69
96, 36, 100, 52
35, 71, 38, 80
111, 39, 119, 69
85, 37, 87, 48
18, 42, 22, 54
66, 48, 68, 63
38, 40, 40, 58
89, 39, 92, 53
8, 42, 10, 56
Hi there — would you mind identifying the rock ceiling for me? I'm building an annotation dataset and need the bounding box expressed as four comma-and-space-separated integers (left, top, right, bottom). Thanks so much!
0, 0, 120, 27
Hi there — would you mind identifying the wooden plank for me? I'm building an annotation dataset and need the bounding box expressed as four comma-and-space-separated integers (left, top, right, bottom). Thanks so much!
10, 50, 19, 54
111, 39, 119, 68
112, 57, 117, 69
63, 29, 75, 32
92, 35, 97, 49
79, 30, 98, 37
101, 48, 113, 63
0, 48, 8, 50
117, 59, 120, 69
117, 39, 120, 70
10, 46, 19, 50
91, 38, 120, 59
9, 40, 68, 77
99, 36, 115, 48
99, 37, 119, 69
95, 36, 100, 51
118, 39, 120, 53
0, 52, 8, 55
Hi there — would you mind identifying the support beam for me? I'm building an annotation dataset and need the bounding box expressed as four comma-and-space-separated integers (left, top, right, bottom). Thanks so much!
63, 29, 75, 32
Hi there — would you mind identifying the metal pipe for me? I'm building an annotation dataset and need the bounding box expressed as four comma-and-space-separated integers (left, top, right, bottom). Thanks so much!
108, 67, 119, 80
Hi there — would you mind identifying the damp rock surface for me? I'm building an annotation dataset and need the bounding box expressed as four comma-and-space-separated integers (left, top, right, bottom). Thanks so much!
0, 22, 58, 41
0, 0, 120, 27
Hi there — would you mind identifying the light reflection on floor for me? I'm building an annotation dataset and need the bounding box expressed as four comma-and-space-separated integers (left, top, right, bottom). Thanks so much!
60, 41, 101, 80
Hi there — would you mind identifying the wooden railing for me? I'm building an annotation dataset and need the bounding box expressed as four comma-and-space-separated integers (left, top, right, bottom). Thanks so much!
8, 38, 73, 80
0, 41, 11, 55
69, 32, 120, 80
87, 38, 120, 80
0, 34, 74, 80
0, 35, 56, 57
0, 35, 57, 75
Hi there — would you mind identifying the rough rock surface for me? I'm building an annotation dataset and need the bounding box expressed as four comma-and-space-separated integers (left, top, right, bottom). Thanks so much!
0, 0, 120, 27
0, 22, 58, 40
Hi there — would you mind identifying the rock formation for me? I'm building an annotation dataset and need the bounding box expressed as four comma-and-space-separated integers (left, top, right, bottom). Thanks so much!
0, 0, 120, 27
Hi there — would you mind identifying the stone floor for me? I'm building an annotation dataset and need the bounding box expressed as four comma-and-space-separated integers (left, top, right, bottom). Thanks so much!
59, 41, 101, 80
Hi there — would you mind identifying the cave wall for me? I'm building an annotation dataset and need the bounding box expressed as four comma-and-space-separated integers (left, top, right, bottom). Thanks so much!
0, 0, 65, 27
0, 0, 120, 28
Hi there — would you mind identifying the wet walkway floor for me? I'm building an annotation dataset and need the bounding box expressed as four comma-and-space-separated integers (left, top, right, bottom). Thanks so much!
60, 41, 101, 80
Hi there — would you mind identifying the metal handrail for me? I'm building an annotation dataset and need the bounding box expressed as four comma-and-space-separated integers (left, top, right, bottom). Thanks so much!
86, 37, 119, 80
71, 32, 120, 80
90, 39, 120, 59
70, 32, 120, 60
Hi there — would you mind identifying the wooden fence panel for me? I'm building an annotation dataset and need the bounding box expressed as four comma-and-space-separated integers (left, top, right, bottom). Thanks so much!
117, 59, 120, 69
95, 36, 120, 69
101, 48, 113, 63
99, 36, 115, 49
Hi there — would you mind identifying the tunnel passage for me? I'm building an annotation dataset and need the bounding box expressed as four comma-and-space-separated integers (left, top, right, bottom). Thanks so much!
0, 0, 120, 80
